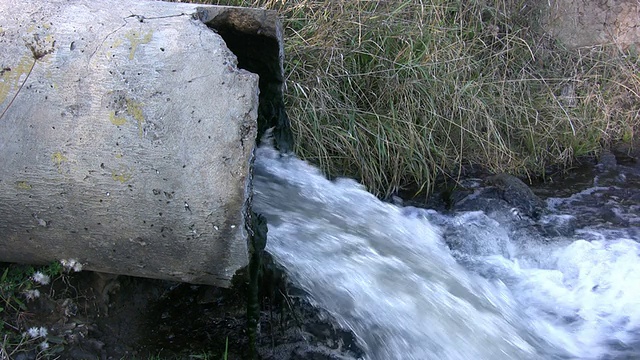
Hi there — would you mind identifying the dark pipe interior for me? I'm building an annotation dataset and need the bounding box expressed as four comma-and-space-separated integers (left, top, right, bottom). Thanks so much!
205, 13, 293, 153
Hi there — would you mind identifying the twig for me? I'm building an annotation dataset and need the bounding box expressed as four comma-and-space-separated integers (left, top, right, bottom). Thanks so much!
0, 58, 36, 122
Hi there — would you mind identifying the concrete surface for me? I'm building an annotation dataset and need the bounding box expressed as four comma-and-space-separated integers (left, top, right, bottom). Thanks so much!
0, 0, 277, 286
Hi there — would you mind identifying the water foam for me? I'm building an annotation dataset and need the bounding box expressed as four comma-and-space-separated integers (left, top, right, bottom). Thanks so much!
253, 146, 640, 360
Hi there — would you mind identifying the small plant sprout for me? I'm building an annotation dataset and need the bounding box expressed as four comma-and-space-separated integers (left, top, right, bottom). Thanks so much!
60, 259, 83, 272
31, 271, 50, 285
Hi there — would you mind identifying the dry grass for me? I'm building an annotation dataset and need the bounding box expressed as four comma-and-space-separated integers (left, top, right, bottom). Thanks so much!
184, 0, 640, 196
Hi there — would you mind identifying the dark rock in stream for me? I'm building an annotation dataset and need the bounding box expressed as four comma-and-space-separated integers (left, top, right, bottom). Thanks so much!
537, 214, 577, 237
442, 212, 514, 257
430, 174, 547, 220
412, 172, 581, 245
483, 173, 547, 219
440, 173, 546, 222
596, 149, 618, 172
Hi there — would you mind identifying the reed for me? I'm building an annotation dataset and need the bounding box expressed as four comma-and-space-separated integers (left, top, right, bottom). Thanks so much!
189, 0, 640, 196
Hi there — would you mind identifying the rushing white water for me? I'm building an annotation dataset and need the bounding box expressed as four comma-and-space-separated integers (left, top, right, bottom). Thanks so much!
252, 146, 640, 360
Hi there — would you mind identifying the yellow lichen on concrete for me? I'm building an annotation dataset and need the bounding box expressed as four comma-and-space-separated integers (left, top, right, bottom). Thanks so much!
43, 34, 56, 51
0, 26, 56, 111
108, 97, 146, 137
0, 54, 35, 107
105, 38, 124, 58
125, 30, 153, 60
51, 151, 67, 164
111, 167, 132, 183
51, 151, 68, 173
15, 181, 32, 190
125, 98, 145, 137
109, 111, 127, 126
111, 38, 123, 48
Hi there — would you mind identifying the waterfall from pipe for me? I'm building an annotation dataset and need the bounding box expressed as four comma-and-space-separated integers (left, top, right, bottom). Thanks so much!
252, 146, 640, 360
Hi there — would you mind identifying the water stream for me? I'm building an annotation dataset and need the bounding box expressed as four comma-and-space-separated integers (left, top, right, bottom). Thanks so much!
252, 146, 640, 360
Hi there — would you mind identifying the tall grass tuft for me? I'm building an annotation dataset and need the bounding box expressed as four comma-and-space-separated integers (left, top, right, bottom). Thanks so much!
186, 0, 640, 196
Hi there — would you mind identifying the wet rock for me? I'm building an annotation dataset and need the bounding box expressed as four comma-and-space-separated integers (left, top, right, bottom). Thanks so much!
484, 173, 547, 219
452, 187, 514, 215
611, 140, 640, 167
538, 214, 577, 237
260, 302, 364, 360
443, 211, 514, 257
596, 150, 618, 172
600, 206, 630, 227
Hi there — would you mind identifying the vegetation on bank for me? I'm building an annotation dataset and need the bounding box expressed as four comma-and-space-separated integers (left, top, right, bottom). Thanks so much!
0, 261, 232, 359
192, 0, 640, 196
0, 262, 65, 358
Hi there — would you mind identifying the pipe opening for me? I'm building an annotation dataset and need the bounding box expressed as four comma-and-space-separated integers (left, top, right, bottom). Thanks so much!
198, 7, 293, 153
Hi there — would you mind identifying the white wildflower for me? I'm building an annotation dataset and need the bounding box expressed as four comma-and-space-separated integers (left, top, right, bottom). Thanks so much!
39, 340, 49, 350
72, 262, 83, 272
60, 259, 83, 272
32, 271, 50, 285
23, 289, 41, 301
27, 327, 40, 338
38, 327, 48, 338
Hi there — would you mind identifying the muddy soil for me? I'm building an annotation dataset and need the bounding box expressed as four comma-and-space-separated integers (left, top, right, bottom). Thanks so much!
1, 258, 363, 360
